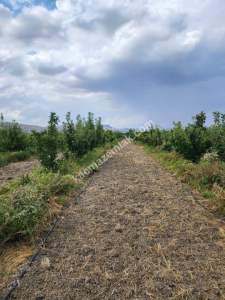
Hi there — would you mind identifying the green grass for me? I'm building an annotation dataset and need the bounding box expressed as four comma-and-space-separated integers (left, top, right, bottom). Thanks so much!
77, 143, 113, 168
0, 144, 112, 246
142, 144, 225, 215
0, 151, 31, 168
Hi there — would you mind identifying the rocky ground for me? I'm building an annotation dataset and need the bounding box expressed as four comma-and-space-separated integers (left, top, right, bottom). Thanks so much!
3, 144, 225, 299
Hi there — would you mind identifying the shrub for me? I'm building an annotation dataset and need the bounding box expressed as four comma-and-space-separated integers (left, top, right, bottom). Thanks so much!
0, 186, 47, 244
63, 112, 76, 156
0, 121, 28, 152
209, 112, 225, 161
0, 151, 31, 167
0, 169, 77, 245
63, 112, 109, 158
95, 117, 105, 146
35, 113, 60, 171
137, 111, 224, 162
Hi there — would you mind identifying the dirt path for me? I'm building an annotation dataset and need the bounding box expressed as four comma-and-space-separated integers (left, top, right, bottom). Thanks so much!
6, 144, 225, 299
0, 160, 38, 187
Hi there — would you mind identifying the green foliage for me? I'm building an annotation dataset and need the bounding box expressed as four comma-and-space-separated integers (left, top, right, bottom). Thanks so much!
85, 112, 96, 150
35, 112, 60, 171
95, 117, 105, 146
0, 113, 36, 167
0, 141, 113, 245
144, 145, 225, 213
138, 111, 225, 162
0, 184, 47, 244
0, 168, 78, 244
63, 112, 118, 159
63, 112, 76, 156
208, 112, 225, 161
0, 111, 122, 172
0, 110, 121, 245
104, 129, 123, 143
127, 129, 136, 139
0, 121, 28, 152
0, 151, 31, 167
73, 114, 89, 157
140, 111, 225, 213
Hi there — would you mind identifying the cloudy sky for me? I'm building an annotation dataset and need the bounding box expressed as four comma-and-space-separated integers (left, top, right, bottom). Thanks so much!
0, 0, 225, 128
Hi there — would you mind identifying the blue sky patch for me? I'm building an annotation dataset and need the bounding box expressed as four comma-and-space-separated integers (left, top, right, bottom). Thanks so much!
0, 0, 56, 13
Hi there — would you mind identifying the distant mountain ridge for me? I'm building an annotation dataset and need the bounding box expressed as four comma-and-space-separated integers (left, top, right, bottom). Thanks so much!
103, 124, 130, 133
18, 123, 45, 133
1, 122, 45, 133
1, 122, 128, 133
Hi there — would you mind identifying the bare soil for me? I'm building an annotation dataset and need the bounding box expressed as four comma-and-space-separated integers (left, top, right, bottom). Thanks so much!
0, 244, 33, 291
4, 144, 225, 299
0, 160, 38, 187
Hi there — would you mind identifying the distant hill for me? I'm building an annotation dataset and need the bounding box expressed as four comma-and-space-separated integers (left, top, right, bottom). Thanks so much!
1, 122, 129, 133
32, 123, 129, 133
18, 123, 45, 133
1, 122, 45, 133
103, 124, 130, 133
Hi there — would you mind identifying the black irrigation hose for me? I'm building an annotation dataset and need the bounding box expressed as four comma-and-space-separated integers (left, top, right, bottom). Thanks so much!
1, 217, 60, 300
1, 162, 225, 299
1, 178, 92, 300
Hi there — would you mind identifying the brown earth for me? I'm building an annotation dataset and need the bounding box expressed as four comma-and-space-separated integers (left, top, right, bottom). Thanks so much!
0, 244, 33, 291
3, 144, 225, 299
0, 160, 38, 187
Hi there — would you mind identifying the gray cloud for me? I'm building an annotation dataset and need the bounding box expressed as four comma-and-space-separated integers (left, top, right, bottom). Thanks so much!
0, 56, 27, 76
0, 0, 225, 128
37, 63, 67, 75
0, 4, 11, 19
9, 7, 62, 43
75, 8, 130, 35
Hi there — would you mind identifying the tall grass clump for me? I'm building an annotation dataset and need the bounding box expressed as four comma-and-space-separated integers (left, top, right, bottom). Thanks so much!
0, 168, 80, 245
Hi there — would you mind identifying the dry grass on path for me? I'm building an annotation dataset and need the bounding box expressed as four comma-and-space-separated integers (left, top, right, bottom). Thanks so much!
2, 144, 225, 299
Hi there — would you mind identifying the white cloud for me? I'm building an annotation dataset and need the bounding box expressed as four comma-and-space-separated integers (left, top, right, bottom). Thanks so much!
0, 0, 225, 126
0, 107, 22, 120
